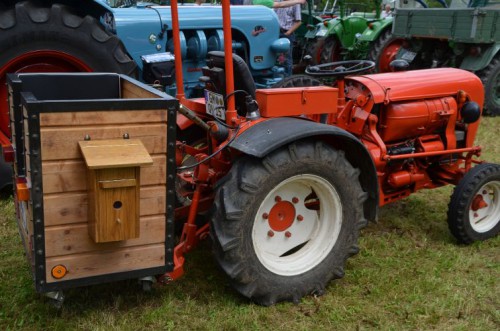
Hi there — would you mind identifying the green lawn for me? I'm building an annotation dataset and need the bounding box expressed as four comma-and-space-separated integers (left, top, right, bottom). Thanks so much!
0, 118, 499, 330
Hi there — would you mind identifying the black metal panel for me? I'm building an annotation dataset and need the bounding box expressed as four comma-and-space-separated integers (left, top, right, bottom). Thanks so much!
6, 74, 26, 177
165, 101, 178, 272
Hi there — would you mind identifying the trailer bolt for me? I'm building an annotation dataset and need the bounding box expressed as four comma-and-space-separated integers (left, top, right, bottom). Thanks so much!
285, 231, 292, 238
267, 230, 274, 237
262, 213, 269, 219
297, 215, 304, 221
292, 197, 299, 204
275, 196, 282, 202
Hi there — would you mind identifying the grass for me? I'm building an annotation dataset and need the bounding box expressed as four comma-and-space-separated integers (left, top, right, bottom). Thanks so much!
1, 118, 499, 330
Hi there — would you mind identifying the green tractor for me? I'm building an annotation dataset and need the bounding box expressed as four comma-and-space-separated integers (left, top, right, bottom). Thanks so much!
302, 0, 445, 71
390, 0, 500, 115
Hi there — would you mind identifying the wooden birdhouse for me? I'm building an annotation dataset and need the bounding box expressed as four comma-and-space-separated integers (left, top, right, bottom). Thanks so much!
79, 138, 153, 243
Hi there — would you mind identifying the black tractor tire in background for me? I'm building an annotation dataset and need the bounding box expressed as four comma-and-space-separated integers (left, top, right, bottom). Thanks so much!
272, 74, 321, 88
311, 36, 342, 65
210, 140, 368, 305
476, 57, 500, 116
447, 163, 500, 244
368, 29, 403, 73
0, 1, 137, 91
0, 1, 137, 196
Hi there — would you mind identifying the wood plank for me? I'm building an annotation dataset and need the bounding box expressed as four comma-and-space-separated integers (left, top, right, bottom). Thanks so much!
79, 139, 153, 169
40, 124, 167, 161
121, 80, 161, 99
43, 186, 166, 226
41, 155, 166, 194
44, 215, 166, 257
39, 110, 166, 127
45, 243, 165, 282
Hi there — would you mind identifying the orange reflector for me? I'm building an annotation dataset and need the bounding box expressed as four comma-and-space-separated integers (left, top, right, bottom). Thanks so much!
51, 265, 67, 279
16, 181, 29, 202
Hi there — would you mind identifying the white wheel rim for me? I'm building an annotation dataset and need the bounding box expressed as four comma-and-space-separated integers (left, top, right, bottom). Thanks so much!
252, 174, 342, 276
469, 181, 500, 233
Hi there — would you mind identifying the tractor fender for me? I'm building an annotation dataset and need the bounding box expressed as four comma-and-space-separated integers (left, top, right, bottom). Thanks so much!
460, 44, 500, 72
230, 117, 379, 222
358, 17, 393, 43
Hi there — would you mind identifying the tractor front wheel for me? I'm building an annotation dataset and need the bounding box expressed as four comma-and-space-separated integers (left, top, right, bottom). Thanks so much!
211, 141, 367, 305
447, 164, 500, 244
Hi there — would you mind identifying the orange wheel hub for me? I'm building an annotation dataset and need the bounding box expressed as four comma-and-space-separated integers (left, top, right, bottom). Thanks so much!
268, 201, 296, 232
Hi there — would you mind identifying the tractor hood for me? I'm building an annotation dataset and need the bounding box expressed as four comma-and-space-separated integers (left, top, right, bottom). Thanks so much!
347, 68, 485, 107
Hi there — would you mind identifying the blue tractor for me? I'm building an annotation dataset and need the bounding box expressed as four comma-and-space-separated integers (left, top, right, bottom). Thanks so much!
0, 0, 292, 192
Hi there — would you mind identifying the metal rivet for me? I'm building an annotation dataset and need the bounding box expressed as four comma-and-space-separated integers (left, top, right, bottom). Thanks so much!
123, 133, 130, 139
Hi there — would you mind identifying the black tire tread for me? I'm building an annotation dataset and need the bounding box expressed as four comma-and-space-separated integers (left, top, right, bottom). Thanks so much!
0, 1, 136, 76
476, 56, 500, 116
368, 28, 395, 73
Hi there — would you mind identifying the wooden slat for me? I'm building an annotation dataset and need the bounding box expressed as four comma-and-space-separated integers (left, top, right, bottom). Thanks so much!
41, 155, 166, 194
121, 80, 161, 99
40, 124, 167, 161
45, 243, 165, 282
44, 215, 166, 257
39, 110, 166, 127
43, 186, 166, 226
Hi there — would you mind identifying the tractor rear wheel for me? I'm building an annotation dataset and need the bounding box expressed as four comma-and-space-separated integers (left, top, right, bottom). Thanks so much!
477, 57, 500, 116
368, 29, 403, 73
0, 1, 137, 139
211, 140, 367, 305
272, 74, 321, 88
311, 36, 341, 65
447, 164, 500, 244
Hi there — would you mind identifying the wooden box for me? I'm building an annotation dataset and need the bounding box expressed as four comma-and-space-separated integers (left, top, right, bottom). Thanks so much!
80, 139, 153, 243
7, 73, 177, 293
256, 86, 338, 117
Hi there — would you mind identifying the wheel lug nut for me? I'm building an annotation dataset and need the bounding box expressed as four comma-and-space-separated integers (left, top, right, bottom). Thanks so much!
262, 213, 269, 219
285, 231, 292, 238
474, 212, 478, 218
297, 215, 304, 221
268, 230, 274, 237
292, 197, 299, 204
275, 196, 282, 202
483, 190, 488, 195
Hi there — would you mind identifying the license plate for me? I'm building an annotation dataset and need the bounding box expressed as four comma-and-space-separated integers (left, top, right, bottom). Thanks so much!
204, 89, 226, 121
401, 50, 417, 62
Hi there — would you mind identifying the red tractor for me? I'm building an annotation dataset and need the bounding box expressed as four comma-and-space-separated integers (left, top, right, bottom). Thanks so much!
168, 4, 499, 305
7, 1, 500, 307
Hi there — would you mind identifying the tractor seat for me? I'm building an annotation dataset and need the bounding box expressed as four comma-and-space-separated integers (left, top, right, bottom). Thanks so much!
202, 51, 256, 116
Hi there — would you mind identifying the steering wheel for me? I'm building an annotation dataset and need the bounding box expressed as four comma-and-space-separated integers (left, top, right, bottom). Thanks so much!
305, 60, 375, 77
